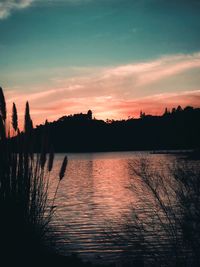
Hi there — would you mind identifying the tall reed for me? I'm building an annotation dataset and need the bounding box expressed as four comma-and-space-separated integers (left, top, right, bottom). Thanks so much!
0, 87, 67, 260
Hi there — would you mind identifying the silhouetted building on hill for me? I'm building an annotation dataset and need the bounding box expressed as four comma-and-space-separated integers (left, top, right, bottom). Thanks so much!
58, 110, 93, 122
87, 110, 92, 120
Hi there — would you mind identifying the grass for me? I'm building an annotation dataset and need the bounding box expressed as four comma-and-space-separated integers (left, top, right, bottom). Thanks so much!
0, 88, 68, 264
119, 157, 200, 266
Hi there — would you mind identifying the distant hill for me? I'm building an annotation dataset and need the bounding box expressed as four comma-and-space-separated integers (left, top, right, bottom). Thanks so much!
10, 106, 200, 152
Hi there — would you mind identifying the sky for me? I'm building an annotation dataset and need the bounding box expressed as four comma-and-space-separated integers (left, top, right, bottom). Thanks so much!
0, 0, 200, 126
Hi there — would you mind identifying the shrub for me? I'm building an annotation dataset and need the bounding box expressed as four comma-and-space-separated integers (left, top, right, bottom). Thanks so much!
120, 157, 200, 266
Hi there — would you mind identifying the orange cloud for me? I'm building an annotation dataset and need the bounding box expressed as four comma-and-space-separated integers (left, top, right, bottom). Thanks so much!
4, 52, 200, 128
103, 90, 200, 119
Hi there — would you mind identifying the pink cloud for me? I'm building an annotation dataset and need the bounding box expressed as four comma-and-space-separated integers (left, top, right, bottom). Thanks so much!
137, 55, 200, 87
4, 52, 200, 128
104, 90, 200, 119
4, 89, 200, 129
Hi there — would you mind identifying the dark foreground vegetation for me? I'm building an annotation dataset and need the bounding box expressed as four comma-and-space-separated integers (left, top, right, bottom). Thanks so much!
0, 87, 97, 267
119, 158, 200, 266
0, 86, 118, 267
1, 85, 200, 266
10, 105, 200, 152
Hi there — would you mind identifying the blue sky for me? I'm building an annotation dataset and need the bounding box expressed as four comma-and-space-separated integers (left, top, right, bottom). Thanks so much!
0, 0, 200, 125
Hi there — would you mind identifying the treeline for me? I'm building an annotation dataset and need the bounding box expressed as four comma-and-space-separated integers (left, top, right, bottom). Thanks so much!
11, 105, 200, 152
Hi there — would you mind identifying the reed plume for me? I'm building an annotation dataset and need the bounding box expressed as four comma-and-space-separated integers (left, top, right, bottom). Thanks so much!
24, 101, 33, 134
59, 156, 68, 180
48, 150, 54, 172
40, 149, 47, 169
51, 156, 68, 212
0, 115, 6, 140
0, 86, 6, 122
12, 103, 18, 132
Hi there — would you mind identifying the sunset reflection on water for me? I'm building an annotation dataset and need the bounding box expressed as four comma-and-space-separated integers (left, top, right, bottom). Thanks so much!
49, 152, 177, 263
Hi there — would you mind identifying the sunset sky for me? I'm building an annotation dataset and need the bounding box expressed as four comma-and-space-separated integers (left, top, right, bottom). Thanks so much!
0, 0, 200, 126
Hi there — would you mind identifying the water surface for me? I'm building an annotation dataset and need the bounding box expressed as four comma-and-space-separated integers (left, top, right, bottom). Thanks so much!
50, 151, 179, 263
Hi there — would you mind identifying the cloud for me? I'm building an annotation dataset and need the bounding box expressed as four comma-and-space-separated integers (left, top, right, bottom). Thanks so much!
102, 52, 200, 87
105, 90, 200, 118
0, 0, 33, 19
4, 52, 200, 127
0, 0, 103, 19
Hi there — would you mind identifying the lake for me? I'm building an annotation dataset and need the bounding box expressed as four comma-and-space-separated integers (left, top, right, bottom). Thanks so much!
49, 151, 182, 264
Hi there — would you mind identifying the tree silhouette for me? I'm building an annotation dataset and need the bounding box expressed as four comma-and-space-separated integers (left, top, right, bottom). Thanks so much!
172, 107, 176, 114
140, 110, 146, 119
176, 105, 183, 112
163, 107, 169, 116
12, 103, 18, 132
